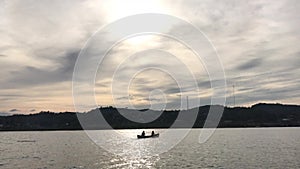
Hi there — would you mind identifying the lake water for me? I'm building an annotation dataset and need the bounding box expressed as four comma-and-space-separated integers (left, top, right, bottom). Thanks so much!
0, 128, 299, 169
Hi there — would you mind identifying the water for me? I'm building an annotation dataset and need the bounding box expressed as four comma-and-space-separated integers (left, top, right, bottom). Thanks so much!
0, 128, 299, 169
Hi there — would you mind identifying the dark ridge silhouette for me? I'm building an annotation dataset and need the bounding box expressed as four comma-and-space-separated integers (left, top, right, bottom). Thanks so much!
0, 103, 300, 131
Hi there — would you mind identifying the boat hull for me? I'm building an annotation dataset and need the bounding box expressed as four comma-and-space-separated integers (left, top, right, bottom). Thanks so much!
137, 133, 159, 139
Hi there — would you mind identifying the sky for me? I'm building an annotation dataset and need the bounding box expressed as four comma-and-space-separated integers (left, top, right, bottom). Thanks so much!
0, 0, 299, 114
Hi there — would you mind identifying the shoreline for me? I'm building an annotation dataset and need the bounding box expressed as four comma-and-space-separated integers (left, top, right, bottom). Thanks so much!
1, 126, 300, 132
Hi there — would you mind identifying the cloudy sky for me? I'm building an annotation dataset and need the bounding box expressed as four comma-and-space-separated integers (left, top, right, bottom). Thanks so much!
0, 0, 299, 114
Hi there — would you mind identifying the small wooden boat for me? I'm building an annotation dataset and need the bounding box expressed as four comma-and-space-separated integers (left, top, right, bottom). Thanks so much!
137, 133, 159, 139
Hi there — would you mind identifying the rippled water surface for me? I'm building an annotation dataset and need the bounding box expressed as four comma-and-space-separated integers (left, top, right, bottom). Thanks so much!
0, 128, 299, 169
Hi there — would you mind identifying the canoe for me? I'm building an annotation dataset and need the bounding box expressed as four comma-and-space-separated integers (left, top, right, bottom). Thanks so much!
137, 133, 159, 139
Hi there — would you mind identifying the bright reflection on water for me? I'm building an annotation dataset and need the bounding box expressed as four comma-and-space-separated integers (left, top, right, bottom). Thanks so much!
95, 129, 162, 168
86, 128, 191, 158
115, 155, 160, 169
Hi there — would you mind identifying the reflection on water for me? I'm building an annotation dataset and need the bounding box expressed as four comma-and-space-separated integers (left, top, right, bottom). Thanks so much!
0, 128, 300, 169
99, 129, 162, 168
112, 155, 160, 169
87, 128, 192, 158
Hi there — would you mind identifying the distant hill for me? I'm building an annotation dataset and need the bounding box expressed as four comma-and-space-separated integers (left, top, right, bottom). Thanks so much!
0, 103, 300, 131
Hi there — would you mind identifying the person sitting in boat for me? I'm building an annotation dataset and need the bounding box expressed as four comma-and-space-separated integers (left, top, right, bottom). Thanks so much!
141, 131, 145, 136
151, 131, 154, 136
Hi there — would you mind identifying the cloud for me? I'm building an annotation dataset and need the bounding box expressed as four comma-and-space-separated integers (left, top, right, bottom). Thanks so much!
2, 50, 78, 89
235, 58, 263, 71
9, 109, 19, 112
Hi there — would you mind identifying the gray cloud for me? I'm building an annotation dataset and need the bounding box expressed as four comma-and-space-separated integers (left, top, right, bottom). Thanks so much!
9, 109, 19, 112
164, 87, 181, 95
235, 58, 263, 71
3, 50, 78, 88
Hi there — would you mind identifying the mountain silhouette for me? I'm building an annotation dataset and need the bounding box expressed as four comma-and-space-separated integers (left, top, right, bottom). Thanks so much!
0, 103, 299, 131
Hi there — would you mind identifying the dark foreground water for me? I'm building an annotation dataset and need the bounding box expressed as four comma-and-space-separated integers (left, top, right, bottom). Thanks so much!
0, 128, 299, 169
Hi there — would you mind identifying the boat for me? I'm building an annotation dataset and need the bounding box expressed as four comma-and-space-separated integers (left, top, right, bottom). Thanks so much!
137, 133, 159, 139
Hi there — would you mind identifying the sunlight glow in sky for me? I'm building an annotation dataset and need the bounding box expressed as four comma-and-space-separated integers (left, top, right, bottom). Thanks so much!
0, 0, 299, 114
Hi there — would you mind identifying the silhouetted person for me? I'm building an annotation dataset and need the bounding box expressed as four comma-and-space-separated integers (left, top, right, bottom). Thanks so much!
151, 131, 154, 136
142, 131, 145, 136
